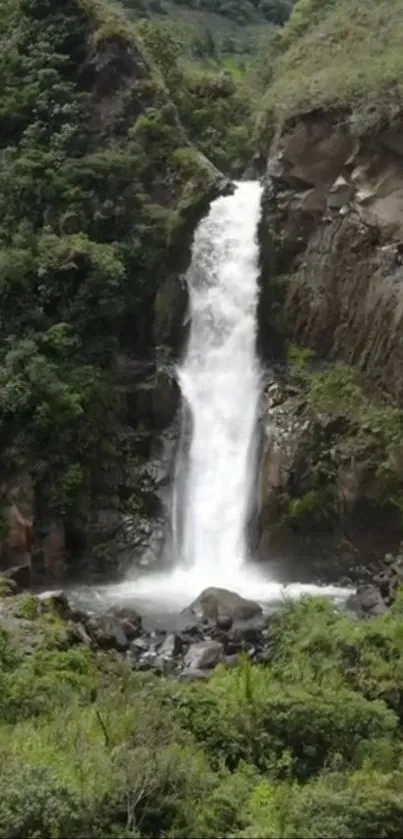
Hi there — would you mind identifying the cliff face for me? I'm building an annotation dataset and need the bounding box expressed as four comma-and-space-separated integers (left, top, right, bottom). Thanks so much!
272, 113, 403, 403
253, 0, 403, 580
257, 113, 403, 581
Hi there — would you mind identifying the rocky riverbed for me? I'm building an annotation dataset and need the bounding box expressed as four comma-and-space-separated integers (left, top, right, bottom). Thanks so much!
1, 550, 402, 679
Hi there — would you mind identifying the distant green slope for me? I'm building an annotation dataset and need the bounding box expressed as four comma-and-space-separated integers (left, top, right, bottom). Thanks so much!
122, 0, 293, 64
259, 0, 403, 138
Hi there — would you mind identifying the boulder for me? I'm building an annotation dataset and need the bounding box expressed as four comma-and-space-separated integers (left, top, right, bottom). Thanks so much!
87, 615, 129, 651
131, 637, 149, 653
3, 563, 32, 591
229, 614, 267, 647
188, 587, 262, 622
0, 575, 18, 596
216, 614, 233, 631
136, 652, 159, 672
255, 647, 275, 665
176, 608, 202, 635
224, 654, 240, 668
327, 175, 354, 210
69, 622, 93, 646
37, 590, 71, 618
106, 606, 142, 639
346, 584, 387, 618
184, 640, 224, 670
158, 632, 183, 659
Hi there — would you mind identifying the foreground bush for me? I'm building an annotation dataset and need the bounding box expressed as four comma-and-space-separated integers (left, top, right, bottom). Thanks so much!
170, 657, 398, 777
2, 595, 403, 836
238, 768, 403, 838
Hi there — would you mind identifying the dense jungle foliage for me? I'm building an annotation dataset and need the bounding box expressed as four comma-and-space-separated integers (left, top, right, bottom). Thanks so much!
0, 0, 237, 534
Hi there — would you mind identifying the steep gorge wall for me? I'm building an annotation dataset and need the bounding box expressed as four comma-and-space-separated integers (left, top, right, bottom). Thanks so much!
257, 112, 403, 581
261, 112, 403, 395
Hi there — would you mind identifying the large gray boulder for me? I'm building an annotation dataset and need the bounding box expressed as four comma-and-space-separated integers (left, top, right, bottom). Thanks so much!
188, 587, 262, 622
184, 640, 224, 670
346, 584, 387, 619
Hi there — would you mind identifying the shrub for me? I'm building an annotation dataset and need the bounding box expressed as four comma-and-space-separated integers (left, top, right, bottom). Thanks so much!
0, 764, 87, 839
240, 767, 403, 838
267, 595, 403, 715
3, 596, 403, 835
170, 655, 398, 778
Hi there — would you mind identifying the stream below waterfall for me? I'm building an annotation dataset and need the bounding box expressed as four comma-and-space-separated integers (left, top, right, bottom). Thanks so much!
62, 181, 353, 623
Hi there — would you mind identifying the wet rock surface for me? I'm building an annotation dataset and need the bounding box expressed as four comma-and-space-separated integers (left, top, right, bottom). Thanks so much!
3, 563, 32, 591
346, 585, 387, 618
189, 587, 263, 621
0, 584, 278, 677
346, 544, 403, 618
184, 640, 224, 670
1, 571, 400, 672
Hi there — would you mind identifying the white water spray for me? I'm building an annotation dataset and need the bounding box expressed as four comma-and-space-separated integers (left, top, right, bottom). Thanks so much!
92, 182, 351, 610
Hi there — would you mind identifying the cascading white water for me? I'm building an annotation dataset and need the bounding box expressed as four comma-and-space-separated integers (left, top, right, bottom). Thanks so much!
175, 180, 262, 576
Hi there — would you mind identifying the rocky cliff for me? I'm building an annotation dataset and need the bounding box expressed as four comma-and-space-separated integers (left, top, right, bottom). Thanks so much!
269, 113, 403, 399
253, 0, 403, 581
257, 112, 403, 582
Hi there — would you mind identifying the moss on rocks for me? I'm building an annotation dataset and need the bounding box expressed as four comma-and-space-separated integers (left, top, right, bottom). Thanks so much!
258, 357, 403, 577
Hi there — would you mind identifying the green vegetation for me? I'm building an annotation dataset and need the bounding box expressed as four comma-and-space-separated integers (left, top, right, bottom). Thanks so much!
123, 0, 294, 65
4, 0, 403, 830
0, 0, 222, 534
260, 0, 403, 135
164, 0, 294, 26
2, 595, 403, 836
282, 351, 403, 530
138, 19, 255, 172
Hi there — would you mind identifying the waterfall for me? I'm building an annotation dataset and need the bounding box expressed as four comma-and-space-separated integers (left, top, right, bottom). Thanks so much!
174, 180, 263, 577
92, 180, 351, 611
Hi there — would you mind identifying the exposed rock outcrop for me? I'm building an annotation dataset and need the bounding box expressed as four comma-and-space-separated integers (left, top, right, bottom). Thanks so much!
261, 112, 403, 403
346, 544, 403, 617
257, 112, 403, 575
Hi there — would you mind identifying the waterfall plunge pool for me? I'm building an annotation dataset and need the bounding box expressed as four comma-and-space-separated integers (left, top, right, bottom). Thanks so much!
62, 567, 353, 632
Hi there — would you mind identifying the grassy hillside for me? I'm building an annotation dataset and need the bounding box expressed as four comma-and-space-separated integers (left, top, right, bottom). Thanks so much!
259, 0, 403, 137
